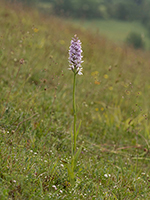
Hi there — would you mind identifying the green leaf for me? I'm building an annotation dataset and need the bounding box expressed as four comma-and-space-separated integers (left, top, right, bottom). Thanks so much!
71, 127, 74, 156
76, 120, 82, 138
66, 163, 75, 185
74, 145, 82, 170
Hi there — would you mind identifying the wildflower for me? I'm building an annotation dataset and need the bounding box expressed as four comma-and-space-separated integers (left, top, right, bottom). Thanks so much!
52, 185, 57, 190
137, 91, 142, 95
101, 107, 104, 111
94, 80, 100, 85
104, 74, 108, 79
67, 34, 83, 184
33, 28, 39, 33
68, 34, 83, 75
19, 58, 25, 64
91, 71, 99, 76
109, 86, 113, 91
126, 90, 130, 95
104, 174, 111, 178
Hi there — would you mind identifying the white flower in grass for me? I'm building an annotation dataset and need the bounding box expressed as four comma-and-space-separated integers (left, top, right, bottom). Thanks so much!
52, 185, 57, 190
104, 174, 111, 178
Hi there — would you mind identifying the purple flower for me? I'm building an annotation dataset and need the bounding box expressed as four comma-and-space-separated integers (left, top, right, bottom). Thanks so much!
68, 34, 83, 75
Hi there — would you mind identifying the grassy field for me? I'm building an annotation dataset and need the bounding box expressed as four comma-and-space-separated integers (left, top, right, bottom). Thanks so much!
0, 1, 150, 199
66, 19, 150, 50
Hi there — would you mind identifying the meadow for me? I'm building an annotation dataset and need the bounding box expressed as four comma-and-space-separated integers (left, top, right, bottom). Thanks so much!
0, 1, 150, 199
66, 19, 150, 50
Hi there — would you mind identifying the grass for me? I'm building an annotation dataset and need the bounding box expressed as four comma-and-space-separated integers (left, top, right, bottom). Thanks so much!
0, 0, 150, 199
66, 19, 150, 50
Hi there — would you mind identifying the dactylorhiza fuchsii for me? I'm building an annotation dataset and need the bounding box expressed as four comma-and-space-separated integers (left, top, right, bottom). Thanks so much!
67, 34, 84, 184
68, 34, 83, 75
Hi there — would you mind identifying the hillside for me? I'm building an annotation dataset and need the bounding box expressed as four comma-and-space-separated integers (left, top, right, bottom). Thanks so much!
0, 1, 150, 199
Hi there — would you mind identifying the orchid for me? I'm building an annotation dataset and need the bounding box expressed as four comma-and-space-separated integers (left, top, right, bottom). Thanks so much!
68, 34, 83, 75
66, 35, 83, 185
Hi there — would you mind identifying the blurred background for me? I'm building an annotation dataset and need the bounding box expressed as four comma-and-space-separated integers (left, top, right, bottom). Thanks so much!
7, 0, 150, 49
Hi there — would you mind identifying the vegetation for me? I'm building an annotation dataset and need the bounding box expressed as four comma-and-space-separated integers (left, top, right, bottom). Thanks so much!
37, 0, 149, 21
0, 0, 150, 199
37, 0, 150, 48
125, 32, 145, 49
66, 19, 150, 50
13, 0, 150, 22
12, 0, 150, 48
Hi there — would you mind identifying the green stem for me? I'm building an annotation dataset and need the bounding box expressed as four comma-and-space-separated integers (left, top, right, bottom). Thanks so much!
73, 72, 76, 155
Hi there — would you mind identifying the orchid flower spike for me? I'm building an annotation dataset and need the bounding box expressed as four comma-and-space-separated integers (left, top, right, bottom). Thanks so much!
68, 34, 83, 75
